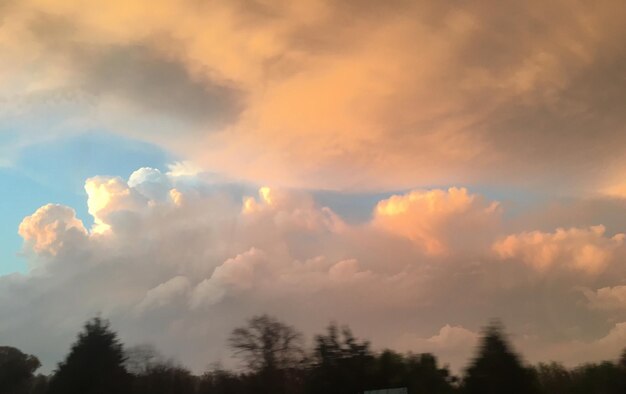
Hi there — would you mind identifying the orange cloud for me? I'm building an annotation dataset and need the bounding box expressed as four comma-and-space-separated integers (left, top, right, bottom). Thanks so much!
493, 226, 625, 274
3, 1, 626, 190
373, 187, 500, 255
18, 204, 87, 258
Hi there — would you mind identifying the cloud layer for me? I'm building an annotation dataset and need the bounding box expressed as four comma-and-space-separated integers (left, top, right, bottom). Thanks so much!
2, 0, 626, 190
3, 168, 626, 373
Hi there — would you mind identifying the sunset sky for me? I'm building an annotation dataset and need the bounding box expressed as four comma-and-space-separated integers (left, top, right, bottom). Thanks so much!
2, 0, 626, 373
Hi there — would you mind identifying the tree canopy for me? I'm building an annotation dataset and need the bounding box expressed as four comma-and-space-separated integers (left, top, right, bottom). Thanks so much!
0, 346, 41, 394
47, 317, 132, 394
463, 321, 539, 394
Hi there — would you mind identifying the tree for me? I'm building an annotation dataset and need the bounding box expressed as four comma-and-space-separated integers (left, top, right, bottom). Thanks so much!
229, 314, 304, 393
131, 362, 196, 394
534, 362, 573, 394
307, 323, 375, 394
619, 348, 626, 369
462, 321, 539, 394
402, 352, 456, 394
229, 314, 304, 372
124, 344, 162, 375
47, 317, 132, 394
569, 361, 625, 394
197, 368, 249, 394
0, 346, 41, 394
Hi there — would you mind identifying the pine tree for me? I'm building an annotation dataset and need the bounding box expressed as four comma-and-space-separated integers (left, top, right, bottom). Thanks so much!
463, 321, 539, 394
47, 317, 132, 394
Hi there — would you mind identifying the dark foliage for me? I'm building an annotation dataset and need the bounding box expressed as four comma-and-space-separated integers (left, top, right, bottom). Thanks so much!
229, 314, 306, 393
47, 317, 132, 394
131, 362, 197, 394
462, 321, 539, 394
4, 316, 625, 394
0, 346, 42, 394
197, 368, 249, 394
306, 323, 376, 393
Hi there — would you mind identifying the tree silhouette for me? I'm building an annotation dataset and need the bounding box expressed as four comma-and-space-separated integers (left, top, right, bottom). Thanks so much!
462, 321, 539, 394
131, 361, 196, 394
569, 361, 626, 394
47, 317, 132, 394
619, 348, 626, 369
230, 314, 304, 372
401, 352, 456, 394
307, 323, 375, 394
0, 346, 41, 394
197, 367, 257, 394
124, 344, 162, 375
229, 314, 304, 393
534, 362, 573, 394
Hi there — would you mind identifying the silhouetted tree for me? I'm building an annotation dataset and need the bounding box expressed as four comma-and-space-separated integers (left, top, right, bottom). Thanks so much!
569, 361, 626, 394
401, 352, 456, 394
29, 374, 49, 394
0, 346, 42, 394
197, 368, 251, 394
462, 322, 539, 394
8, 315, 626, 394
535, 362, 573, 394
47, 317, 132, 394
307, 323, 375, 394
131, 361, 196, 394
125, 344, 162, 375
619, 348, 626, 369
229, 314, 304, 393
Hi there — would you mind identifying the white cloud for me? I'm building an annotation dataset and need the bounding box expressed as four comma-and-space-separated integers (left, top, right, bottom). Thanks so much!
18, 204, 87, 259
395, 325, 479, 373
127, 167, 172, 202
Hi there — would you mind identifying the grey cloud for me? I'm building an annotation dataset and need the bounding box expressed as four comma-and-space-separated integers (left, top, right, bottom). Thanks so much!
27, 13, 243, 128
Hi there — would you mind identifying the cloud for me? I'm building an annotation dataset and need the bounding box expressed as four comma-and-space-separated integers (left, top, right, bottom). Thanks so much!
373, 187, 500, 255
522, 322, 626, 368
18, 204, 87, 259
583, 286, 626, 311
328, 259, 372, 283
191, 248, 268, 308
242, 186, 345, 234
6, 167, 626, 374
2, 1, 626, 190
136, 276, 191, 313
395, 325, 479, 373
493, 226, 625, 274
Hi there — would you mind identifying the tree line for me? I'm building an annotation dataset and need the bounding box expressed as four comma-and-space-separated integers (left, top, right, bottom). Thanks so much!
2, 315, 626, 394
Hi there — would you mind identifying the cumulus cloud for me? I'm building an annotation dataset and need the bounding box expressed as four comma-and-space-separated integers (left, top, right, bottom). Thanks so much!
242, 186, 345, 233
18, 204, 87, 259
493, 226, 625, 274
2, 1, 626, 190
395, 325, 478, 373
373, 187, 500, 255
136, 276, 191, 313
4, 167, 626, 373
191, 248, 268, 308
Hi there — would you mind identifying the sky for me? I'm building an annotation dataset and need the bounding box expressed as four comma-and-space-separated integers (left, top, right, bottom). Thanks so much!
2, 0, 626, 374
